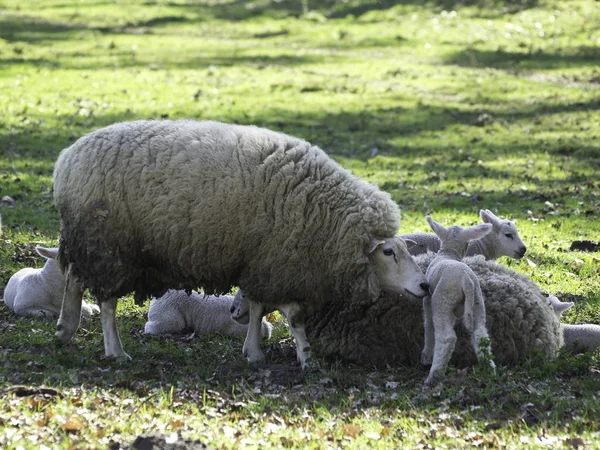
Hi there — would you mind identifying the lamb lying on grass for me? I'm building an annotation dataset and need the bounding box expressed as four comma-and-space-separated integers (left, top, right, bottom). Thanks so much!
547, 295, 600, 354
3, 246, 99, 319
401, 209, 527, 260
421, 216, 496, 386
145, 290, 273, 339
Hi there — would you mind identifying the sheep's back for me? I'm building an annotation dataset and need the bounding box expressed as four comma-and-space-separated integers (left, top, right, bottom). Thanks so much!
53, 120, 399, 305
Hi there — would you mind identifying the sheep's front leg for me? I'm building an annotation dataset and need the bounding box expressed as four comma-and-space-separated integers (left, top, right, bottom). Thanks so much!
100, 296, 131, 362
421, 296, 435, 365
242, 301, 266, 364
55, 264, 83, 344
279, 302, 313, 370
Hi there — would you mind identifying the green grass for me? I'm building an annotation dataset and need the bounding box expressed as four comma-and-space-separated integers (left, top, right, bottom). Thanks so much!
1, 0, 600, 447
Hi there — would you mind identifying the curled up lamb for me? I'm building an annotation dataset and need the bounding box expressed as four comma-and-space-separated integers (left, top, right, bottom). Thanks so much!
2, 246, 99, 319
145, 290, 273, 339
421, 216, 496, 386
52, 119, 430, 366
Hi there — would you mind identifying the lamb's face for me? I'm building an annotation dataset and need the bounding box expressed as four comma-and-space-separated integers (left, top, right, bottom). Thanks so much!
371, 237, 429, 299
230, 290, 250, 324
494, 220, 527, 259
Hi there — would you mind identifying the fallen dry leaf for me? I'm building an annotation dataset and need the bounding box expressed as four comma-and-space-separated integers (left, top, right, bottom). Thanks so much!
343, 423, 361, 439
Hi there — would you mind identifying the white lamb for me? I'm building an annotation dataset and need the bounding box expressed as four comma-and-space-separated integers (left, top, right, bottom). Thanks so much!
547, 295, 600, 353
401, 209, 527, 260
145, 290, 273, 338
3, 246, 99, 319
421, 216, 496, 386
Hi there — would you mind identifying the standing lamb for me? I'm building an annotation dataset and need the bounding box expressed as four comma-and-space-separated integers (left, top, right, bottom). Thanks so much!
3, 246, 99, 319
145, 290, 273, 338
421, 216, 495, 385
53, 119, 430, 364
400, 209, 527, 260
305, 245, 563, 369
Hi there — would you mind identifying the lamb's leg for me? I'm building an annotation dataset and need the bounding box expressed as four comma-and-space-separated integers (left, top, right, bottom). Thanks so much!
278, 302, 313, 370
425, 310, 457, 386
100, 296, 131, 362
471, 324, 496, 374
55, 264, 83, 344
81, 301, 100, 318
421, 296, 435, 365
242, 301, 266, 364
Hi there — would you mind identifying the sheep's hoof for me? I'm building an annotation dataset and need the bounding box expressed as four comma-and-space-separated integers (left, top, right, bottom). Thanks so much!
55, 324, 77, 345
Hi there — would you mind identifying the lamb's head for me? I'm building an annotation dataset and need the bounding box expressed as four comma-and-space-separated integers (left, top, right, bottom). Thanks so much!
230, 290, 250, 325
35, 246, 63, 279
368, 237, 429, 299
547, 294, 573, 318
480, 209, 527, 259
426, 215, 492, 259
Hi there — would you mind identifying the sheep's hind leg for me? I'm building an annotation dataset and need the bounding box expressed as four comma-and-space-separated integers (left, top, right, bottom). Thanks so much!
55, 264, 83, 344
243, 301, 266, 364
100, 296, 131, 362
279, 302, 314, 371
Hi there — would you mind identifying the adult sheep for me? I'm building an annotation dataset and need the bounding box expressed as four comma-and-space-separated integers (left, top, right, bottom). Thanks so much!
53, 119, 429, 363
306, 249, 563, 368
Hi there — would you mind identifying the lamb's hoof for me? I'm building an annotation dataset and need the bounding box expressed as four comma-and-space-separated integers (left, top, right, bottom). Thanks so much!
105, 352, 132, 363
243, 347, 266, 365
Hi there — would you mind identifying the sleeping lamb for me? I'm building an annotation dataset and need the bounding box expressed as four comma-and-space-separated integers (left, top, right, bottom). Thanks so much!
52, 120, 430, 365
401, 209, 526, 260
145, 290, 272, 339
421, 216, 495, 385
3, 246, 99, 319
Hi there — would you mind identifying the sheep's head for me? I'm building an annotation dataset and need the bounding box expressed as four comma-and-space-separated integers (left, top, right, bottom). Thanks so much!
480, 209, 527, 259
368, 237, 430, 300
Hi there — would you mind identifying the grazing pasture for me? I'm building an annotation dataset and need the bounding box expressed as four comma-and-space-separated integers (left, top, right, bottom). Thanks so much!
0, 0, 599, 448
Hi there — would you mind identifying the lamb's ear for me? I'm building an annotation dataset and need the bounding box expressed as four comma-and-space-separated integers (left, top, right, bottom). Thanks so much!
366, 269, 380, 302
403, 238, 418, 249
367, 238, 385, 254
425, 215, 446, 240
480, 209, 501, 228
555, 301, 574, 314
465, 223, 492, 241
36, 246, 59, 260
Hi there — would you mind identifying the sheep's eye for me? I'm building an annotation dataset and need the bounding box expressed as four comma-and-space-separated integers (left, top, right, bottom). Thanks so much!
383, 248, 394, 256
505, 233, 513, 239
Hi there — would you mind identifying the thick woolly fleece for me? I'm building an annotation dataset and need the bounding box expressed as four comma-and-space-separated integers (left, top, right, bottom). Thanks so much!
3, 247, 99, 319
306, 252, 563, 367
53, 120, 400, 311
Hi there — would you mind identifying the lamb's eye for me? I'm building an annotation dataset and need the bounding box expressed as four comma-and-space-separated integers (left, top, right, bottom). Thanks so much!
505, 233, 513, 239
383, 248, 394, 256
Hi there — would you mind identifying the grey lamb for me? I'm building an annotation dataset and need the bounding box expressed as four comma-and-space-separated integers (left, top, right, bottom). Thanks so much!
3, 246, 99, 319
52, 120, 430, 365
400, 209, 527, 260
145, 290, 272, 339
421, 216, 495, 385
305, 247, 563, 369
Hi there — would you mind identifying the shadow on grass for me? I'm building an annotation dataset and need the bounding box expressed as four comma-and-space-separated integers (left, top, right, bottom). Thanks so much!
446, 47, 600, 71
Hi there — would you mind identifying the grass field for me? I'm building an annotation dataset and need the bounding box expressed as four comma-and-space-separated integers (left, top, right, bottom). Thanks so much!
1, 0, 599, 448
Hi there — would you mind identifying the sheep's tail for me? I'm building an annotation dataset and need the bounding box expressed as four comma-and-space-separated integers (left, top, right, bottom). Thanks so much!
461, 278, 476, 332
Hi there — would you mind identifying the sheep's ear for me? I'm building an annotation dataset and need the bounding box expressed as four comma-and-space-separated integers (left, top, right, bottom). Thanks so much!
425, 215, 446, 239
465, 223, 492, 241
367, 238, 385, 254
480, 209, 501, 228
403, 238, 418, 249
555, 302, 574, 314
36, 246, 59, 260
